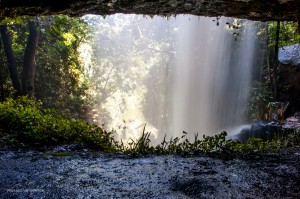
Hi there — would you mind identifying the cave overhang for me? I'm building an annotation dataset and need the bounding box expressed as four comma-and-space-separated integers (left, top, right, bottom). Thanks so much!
0, 0, 300, 21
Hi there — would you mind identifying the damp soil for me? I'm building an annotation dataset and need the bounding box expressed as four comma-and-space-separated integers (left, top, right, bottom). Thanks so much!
1, 148, 300, 198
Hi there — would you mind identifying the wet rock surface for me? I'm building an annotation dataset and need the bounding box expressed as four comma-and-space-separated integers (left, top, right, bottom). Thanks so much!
279, 44, 300, 67
1, 149, 300, 198
283, 112, 300, 130
0, 0, 300, 21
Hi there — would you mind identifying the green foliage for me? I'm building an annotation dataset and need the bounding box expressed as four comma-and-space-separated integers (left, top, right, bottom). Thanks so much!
268, 21, 300, 48
247, 81, 272, 121
250, 21, 299, 122
0, 15, 91, 118
0, 16, 27, 25
0, 96, 114, 150
113, 129, 299, 158
247, 21, 300, 121
272, 129, 300, 148
247, 81, 289, 122
0, 97, 299, 158
47, 152, 74, 157
35, 16, 91, 118
114, 126, 300, 158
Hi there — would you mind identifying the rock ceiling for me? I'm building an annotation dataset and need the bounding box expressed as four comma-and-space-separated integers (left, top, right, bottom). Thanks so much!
0, 0, 299, 21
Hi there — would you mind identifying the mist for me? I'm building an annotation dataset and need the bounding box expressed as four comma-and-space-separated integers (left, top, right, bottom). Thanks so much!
80, 14, 260, 144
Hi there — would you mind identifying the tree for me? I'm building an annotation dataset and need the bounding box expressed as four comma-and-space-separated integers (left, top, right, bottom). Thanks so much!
267, 21, 299, 101
34, 15, 91, 117
0, 17, 40, 96
249, 21, 300, 120
0, 38, 5, 101
22, 17, 40, 95
0, 23, 22, 95
0, 16, 91, 118
273, 21, 280, 100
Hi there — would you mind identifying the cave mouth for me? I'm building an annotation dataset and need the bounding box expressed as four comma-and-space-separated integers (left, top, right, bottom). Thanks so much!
0, 0, 300, 21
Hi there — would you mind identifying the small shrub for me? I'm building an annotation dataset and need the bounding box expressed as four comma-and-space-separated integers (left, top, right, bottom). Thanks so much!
0, 96, 115, 151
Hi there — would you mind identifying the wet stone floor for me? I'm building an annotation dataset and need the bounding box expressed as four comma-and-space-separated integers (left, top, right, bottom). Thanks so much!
0, 149, 300, 198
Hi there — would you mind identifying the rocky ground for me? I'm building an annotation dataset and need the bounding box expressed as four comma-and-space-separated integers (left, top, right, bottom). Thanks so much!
1, 148, 300, 199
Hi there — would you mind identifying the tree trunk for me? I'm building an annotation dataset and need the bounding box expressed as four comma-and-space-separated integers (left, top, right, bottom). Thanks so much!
265, 24, 274, 93
273, 21, 280, 100
0, 39, 5, 101
0, 24, 22, 95
22, 17, 40, 95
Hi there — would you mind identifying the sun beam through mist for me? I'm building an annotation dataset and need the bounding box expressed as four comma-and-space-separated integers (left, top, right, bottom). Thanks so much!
79, 14, 261, 144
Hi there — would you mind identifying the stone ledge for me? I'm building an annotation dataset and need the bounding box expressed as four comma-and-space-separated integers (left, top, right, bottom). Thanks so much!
0, 0, 300, 21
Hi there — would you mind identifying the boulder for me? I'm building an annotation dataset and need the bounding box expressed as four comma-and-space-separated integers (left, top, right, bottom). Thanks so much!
233, 113, 300, 143
278, 44, 300, 67
278, 46, 300, 112
283, 112, 300, 130
233, 122, 280, 143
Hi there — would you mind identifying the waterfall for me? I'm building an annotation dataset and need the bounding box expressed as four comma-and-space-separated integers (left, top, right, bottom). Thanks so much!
84, 15, 259, 143
167, 16, 257, 140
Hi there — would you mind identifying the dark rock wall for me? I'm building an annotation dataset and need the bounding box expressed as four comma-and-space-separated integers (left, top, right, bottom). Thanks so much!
0, 0, 300, 21
280, 64, 300, 113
